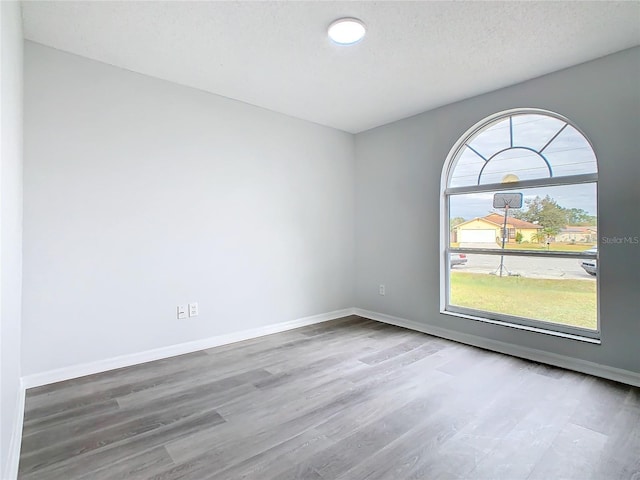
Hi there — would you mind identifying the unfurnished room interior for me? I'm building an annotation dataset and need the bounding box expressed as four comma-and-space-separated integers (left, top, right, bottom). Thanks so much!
1, 1, 639, 479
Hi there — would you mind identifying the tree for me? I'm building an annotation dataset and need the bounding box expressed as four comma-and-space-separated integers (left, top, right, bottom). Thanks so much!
564, 207, 597, 226
512, 195, 566, 236
531, 231, 545, 243
450, 217, 466, 231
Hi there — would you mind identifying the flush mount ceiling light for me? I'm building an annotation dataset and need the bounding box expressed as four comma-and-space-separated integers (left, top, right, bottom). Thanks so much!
328, 18, 366, 45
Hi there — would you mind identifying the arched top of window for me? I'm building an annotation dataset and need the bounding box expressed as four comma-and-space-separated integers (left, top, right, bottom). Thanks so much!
447, 110, 598, 189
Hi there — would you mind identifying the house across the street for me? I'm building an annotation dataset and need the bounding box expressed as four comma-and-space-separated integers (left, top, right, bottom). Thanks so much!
556, 226, 598, 243
454, 213, 543, 244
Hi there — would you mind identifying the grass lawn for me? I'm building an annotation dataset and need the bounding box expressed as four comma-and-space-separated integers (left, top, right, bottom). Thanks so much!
450, 271, 597, 330
505, 243, 596, 252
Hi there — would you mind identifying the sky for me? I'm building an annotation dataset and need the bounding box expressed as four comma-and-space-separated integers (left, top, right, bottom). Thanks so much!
447, 113, 598, 221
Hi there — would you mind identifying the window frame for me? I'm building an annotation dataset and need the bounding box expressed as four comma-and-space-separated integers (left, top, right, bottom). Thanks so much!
440, 108, 600, 341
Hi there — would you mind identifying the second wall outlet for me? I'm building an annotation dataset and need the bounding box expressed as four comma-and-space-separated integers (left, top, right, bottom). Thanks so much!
189, 302, 199, 317
379, 284, 385, 296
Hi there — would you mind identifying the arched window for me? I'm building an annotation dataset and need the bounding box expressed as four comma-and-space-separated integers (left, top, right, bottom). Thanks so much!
442, 109, 599, 339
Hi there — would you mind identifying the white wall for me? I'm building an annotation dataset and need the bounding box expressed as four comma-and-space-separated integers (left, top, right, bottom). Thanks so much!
0, 1, 24, 478
22, 42, 355, 376
19, 35, 639, 388
355, 47, 640, 374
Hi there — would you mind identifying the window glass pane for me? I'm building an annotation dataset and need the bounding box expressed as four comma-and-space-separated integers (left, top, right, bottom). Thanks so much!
478, 148, 549, 185
512, 114, 566, 151
450, 183, 597, 251
544, 125, 598, 176
449, 148, 485, 188
449, 253, 597, 330
467, 117, 511, 159
447, 113, 597, 187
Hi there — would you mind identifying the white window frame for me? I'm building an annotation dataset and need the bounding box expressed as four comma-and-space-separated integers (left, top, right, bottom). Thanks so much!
439, 108, 599, 342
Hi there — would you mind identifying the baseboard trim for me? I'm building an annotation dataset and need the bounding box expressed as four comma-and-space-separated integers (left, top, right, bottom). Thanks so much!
22, 308, 355, 389
353, 308, 640, 387
3, 379, 25, 480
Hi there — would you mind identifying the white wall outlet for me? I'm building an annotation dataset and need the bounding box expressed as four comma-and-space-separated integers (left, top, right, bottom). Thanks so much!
177, 305, 187, 319
189, 302, 199, 317
379, 284, 386, 296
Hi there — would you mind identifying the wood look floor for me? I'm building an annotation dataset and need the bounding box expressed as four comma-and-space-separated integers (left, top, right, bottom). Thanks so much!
19, 316, 640, 480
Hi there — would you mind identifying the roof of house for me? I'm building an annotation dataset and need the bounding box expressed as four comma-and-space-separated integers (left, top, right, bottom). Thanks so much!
483, 213, 542, 229
455, 213, 542, 230
560, 226, 598, 233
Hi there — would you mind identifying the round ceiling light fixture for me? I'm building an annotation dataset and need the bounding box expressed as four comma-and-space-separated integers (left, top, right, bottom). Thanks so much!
328, 18, 366, 45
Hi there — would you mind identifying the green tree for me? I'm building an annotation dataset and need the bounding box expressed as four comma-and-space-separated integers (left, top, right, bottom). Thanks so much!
564, 207, 597, 226
531, 231, 548, 244
512, 195, 566, 236
450, 217, 466, 231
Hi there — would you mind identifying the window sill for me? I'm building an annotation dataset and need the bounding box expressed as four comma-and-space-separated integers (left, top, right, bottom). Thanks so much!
442, 309, 601, 345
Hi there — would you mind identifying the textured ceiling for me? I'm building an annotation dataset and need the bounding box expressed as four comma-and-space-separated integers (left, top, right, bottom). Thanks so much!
21, 1, 640, 133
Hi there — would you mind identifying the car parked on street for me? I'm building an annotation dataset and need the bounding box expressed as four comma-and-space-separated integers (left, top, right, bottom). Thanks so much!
580, 247, 597, 276
450, 253, 468, 267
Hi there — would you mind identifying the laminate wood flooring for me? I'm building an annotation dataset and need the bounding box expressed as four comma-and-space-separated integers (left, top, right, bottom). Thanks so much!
18, 316, 640, 480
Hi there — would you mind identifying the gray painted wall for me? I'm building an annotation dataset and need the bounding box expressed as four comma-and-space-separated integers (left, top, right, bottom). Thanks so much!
0, 1, 24, 477
22, 42, 355, 375
18, 36, 640, 396
355, 47, 640, 373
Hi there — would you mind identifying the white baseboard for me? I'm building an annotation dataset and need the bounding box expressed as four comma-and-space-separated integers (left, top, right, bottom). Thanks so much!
3, 379, 25, 480
22, 308, 355, 389
22, 306, 639, 389
354, 308, 640, 388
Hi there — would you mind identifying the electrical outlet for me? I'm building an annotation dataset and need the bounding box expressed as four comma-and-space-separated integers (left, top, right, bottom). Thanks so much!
379, 284, 385, 296
189, 302, 199, 317
177, 305, 187, 319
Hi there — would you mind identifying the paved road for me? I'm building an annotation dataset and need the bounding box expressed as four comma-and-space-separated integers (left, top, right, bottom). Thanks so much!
453, 253, 595, 280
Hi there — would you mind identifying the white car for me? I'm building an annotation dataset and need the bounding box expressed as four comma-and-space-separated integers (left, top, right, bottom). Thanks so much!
580, 247, 597, 276
450, 253, 468, 267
